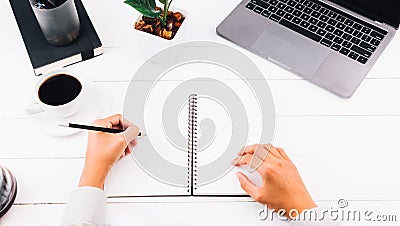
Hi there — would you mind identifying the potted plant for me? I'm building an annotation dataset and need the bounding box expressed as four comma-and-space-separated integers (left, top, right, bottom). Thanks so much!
124, 0, 185, 40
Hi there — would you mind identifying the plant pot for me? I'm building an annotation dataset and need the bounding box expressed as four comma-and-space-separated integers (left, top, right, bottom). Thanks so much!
134, 7, 188, 41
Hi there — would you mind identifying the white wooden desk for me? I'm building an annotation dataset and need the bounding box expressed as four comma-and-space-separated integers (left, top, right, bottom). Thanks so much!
0, 0, 399, 225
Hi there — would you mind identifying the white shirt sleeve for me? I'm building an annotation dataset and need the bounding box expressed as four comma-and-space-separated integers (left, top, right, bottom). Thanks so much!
289, 207, 342, 226
61, 186, 107, 226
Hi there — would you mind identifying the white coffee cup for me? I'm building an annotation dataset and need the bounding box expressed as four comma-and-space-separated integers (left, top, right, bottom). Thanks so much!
25, 69, 86, 118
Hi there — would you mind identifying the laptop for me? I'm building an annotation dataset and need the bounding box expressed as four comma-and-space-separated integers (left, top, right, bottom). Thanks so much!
217, 0, 400, 98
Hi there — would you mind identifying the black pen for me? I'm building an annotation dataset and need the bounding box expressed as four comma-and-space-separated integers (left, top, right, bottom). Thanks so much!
58, 123, 146, 137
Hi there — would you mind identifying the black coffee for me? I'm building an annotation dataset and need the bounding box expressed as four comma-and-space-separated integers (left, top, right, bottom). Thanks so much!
38, 74, 82, 106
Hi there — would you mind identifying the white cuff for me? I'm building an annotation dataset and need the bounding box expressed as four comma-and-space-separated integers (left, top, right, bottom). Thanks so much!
61, 186, 107, 226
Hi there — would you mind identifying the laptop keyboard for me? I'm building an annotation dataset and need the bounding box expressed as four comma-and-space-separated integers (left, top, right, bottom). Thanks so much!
245, 0, 388, 64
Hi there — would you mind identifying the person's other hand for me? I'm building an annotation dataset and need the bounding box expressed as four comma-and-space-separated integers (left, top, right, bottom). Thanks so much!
232, 144, 316, 218
79, 114, 140, 189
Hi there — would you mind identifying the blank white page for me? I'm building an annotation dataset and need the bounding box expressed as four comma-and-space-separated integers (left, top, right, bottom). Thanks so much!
192, 78, 270, 196
105, 136, 190, 197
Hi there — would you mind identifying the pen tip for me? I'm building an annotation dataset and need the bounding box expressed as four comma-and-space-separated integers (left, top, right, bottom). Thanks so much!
57, 122, 69, 127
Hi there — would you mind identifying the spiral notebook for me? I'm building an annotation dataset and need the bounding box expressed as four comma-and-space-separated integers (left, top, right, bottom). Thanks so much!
105, 88, 261, 197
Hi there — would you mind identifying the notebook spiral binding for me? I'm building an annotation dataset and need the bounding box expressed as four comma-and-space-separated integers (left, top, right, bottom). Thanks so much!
187, 94, 198, 194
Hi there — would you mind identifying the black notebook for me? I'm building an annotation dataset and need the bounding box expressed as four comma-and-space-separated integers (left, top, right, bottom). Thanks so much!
9, 0, 103, 75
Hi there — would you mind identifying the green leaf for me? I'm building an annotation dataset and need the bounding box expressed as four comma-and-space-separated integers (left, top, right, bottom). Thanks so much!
124, 0, 161, 18
159, 0, 167, 4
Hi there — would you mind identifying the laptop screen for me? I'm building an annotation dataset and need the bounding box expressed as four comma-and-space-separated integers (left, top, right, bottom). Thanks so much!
329, 0, 400, 28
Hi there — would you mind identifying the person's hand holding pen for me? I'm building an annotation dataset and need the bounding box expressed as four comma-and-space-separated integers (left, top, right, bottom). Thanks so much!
79, 114, 140, 189
232, 144, 317, 219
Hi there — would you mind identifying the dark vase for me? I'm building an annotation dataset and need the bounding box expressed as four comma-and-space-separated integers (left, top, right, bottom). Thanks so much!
0, 166, 17, 218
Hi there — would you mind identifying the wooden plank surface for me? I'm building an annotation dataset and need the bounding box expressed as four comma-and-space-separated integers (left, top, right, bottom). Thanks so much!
2, 152, 399, 204
1, 0, 400, 82
0, 0, 399, 224
0, 201, 399, 226
0, 115, 399, 159
2, 80, 400, 120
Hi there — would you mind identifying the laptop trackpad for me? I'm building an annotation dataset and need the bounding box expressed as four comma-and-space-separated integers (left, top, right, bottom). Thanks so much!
252, 23, 330, 77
